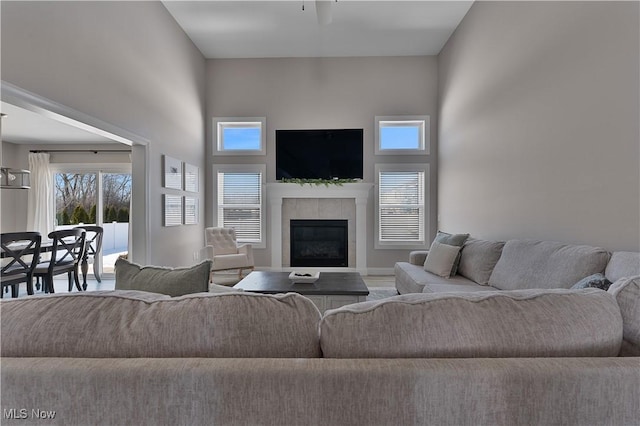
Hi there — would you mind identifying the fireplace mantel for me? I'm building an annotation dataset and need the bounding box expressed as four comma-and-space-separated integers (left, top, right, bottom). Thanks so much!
267, 182, 373, 273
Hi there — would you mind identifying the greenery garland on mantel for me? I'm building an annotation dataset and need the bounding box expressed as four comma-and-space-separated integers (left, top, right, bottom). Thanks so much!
279, 178, 361, 187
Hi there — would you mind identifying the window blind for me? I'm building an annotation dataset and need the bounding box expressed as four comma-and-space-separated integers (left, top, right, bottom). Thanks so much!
378, 171, 425, 242
217, 171, 262, 242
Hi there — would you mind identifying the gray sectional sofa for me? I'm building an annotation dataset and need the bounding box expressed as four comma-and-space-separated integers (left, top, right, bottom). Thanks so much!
395, 238, 640, 294
2, 277, 639, 426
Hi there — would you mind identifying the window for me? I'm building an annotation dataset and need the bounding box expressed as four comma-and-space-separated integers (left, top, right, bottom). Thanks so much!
215, 165, 265, 248
375, 116, 429, 155
375, 164, 429, 249
213, 117, 266, 155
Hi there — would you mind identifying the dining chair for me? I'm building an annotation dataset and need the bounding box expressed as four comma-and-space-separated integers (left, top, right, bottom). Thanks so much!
1, 232, 42, 297
75, 225, 104, 289
34, 228, 86, 294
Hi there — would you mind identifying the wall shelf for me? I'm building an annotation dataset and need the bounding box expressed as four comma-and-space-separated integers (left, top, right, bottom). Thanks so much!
1, 168, 30, 189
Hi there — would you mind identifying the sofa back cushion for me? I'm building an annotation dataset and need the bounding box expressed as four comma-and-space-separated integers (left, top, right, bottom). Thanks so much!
114, 258, 211, 297
605, 252, 640, 283
320, 289, 622, 358
608, 276, 640, 356
1, 290, 322, 358
458, 238, 505, 285
488, 240, 610, 290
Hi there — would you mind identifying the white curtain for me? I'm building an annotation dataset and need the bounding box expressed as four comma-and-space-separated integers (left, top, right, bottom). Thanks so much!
27, 153, 54, 237
127, 152, 133, 259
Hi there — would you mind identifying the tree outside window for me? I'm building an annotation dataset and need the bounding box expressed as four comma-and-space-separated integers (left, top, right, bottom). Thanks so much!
55, 173, 131, 226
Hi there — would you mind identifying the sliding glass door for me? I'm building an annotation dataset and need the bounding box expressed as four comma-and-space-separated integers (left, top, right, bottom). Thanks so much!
54, 169, 131, 277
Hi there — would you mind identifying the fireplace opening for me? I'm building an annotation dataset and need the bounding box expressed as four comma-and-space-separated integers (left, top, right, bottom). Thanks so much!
290, 219, 348, 267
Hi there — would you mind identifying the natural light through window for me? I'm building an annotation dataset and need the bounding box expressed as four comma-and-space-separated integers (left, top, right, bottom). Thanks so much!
221, 126, 261, 150
214, 117, 266, 155
376, 116, 429, 155
215, 165, 265, 247
375, 163, 429, 249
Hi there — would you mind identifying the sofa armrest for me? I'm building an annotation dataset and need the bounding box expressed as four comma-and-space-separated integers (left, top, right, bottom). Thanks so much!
409, 251, 429, 266
199, 245, 215, 261
237, 244, 254, 267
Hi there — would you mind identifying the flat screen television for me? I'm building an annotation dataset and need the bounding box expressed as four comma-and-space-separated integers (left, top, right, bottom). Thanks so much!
276, 129, 363, 180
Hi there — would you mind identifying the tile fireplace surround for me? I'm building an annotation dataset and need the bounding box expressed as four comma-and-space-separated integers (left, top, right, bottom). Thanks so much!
267, 183, 373, 274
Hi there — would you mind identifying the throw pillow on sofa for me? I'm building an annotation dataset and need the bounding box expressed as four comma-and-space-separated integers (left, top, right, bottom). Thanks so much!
424, 241, 462, 278
571, 273, 612, 291
432, 231, 469, 276
114, 258, 211, 297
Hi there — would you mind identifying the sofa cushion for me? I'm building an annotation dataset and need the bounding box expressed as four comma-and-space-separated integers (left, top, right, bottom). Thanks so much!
488, 240, 610, 290
423, 241, 461, 278
605, 252, 640, 283
0, 290, 322, 358
114, 258, 210, 297
320, 289, 622, 358
458, 238, 505, 285
608, 276, 640, 356
422, 282, 497, 293
395, 262, 480, 294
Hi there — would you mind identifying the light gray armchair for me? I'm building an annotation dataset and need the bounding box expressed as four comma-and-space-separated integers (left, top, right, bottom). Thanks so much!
199, 227, 254, 282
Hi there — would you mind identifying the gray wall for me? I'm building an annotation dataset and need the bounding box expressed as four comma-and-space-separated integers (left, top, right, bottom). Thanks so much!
0, 142, 27, 233
206, 56, 438, 269
438, 1, 640, 251
4, 0, 636, 271
1, 1, 207, 266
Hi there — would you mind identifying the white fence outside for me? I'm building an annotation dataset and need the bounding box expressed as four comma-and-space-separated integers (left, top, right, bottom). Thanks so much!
102, 222, 128, 253
55, 222, 129, 254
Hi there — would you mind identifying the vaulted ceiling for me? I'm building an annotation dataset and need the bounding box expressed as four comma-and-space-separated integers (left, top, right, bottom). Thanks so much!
162, 1, 474, 58
2, 1, 474, 145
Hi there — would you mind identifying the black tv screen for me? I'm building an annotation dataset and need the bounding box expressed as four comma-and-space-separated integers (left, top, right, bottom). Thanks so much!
276, 129, 363, 180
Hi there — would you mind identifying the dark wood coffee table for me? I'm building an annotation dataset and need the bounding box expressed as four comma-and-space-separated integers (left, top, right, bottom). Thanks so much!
234, 271, 369, 312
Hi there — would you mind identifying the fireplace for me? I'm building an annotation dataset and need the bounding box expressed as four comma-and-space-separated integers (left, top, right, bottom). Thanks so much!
267, 182, 372, 272
290, 220, 348, 267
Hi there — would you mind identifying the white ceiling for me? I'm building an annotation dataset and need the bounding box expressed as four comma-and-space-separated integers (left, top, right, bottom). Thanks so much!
163, 0, 474, 58
1, 102, 117, 145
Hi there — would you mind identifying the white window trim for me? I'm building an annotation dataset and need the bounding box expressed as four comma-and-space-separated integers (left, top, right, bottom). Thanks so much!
375, 115, 430, 156
213, 117, 266, 156
375, 163, 430, 250
213, 164, 266, 249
